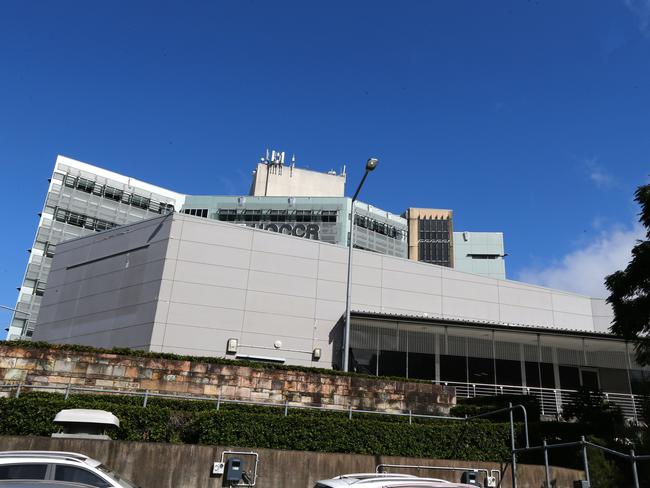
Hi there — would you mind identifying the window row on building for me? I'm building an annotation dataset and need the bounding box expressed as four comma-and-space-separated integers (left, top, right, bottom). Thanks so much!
355, 214, 407, 241
61, 174, 174, 214
182, 208, 209, 218
216, 208, 339, 223
348, 320, 648, 395
53, 208, 118, 233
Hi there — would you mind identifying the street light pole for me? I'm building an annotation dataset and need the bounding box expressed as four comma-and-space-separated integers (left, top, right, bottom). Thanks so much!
342, 158, 379, 372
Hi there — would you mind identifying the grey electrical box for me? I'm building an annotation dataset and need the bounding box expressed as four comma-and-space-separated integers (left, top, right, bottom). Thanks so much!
460, 471, 479, 485
573, 482, 589, 488
225, 458, 244, 483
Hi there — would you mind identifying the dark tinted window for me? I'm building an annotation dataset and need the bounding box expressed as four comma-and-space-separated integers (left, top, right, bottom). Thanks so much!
0, 464, 48, 480
378, 350, 406, 377
440, 355, 467, 382
408, 352, 435, 380
559, 365, 580, 390
496, 359, 522, 386
468, 357, 494, 384
55, 465, 111, 488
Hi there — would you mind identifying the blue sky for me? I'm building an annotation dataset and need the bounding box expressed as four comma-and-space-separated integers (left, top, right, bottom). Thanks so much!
1, 0, 650, 329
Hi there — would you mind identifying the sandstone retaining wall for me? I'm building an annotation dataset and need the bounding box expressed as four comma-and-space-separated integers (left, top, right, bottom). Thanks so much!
0, 344, 454, 414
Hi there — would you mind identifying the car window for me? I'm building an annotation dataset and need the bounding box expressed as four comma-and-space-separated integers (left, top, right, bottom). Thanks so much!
54, 465, 111, 488
0, 464, 48, 480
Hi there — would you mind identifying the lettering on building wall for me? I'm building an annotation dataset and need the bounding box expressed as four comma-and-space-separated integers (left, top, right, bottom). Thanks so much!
246, 222, 320, 240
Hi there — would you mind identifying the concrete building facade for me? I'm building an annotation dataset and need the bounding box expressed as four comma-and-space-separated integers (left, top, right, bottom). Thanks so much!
181, 196, 408, 258
9, 152, 506, 340
249, 150, 346, 197
33, 212, 648, 419
7, 156, 185, 339
453, 231, 506, 280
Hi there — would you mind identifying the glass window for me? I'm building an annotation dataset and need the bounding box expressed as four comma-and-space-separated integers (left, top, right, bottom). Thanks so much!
67, 212, 86, 227
130, 194, 150, 209
378, 350, 406, 377
468, 357, 494, 384
54, 208, 68, 223
599, 367, 630, 394
559, 365, 580, 390
104, 186, 123, 202
408, 352, 435, 380
350, 348, 377, 375
55, 465, 111, 488
496, 359, 522, 386
440, 355, 467, 382
580, 369, 600, 390
64, 175, 77, 188
0, 463, 48, 480
630, 369, 650, 395
76, 177, 95, 193
44, 242, 57, 257
525, 361, 541, 387
540, 362, 555, 388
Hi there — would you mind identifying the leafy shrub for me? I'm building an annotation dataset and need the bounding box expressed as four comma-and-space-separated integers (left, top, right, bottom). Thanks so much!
450, 394, 541, 422
0, 392, 512, 462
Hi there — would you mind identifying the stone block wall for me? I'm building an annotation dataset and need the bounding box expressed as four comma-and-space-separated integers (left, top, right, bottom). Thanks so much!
0, 344, 454, 414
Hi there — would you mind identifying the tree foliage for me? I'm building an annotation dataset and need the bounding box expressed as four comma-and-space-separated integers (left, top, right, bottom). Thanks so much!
606, 183, 650, 365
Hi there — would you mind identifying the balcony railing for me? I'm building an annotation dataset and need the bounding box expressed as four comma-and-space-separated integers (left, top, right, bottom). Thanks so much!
443, 381, 645, 423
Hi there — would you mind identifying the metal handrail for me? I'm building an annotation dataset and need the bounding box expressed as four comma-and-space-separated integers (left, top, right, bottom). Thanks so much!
0, 382, 468, 422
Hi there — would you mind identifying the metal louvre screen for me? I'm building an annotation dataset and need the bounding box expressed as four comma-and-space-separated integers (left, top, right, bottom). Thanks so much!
586, 351, 627, 369
494, 341, 520, 361
522, 344, 539, 362
406, 328, 436, 354
556, 348, 584, 366
349, 321, 380, 351
467, 337, 493, 359
447, 335, 466, 357
377, 325, 398, 351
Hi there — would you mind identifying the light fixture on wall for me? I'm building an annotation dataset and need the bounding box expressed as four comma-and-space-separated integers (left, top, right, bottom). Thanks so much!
226, 338, 238, 354
312, 348, 322, 361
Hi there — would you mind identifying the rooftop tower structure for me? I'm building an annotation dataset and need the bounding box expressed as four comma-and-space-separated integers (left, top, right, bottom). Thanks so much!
249, 149, 346, 197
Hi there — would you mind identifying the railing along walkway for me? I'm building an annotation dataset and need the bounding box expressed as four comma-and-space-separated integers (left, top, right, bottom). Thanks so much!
444, 381, 645, 422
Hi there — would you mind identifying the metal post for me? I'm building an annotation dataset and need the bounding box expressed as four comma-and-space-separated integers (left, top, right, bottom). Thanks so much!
630, 449, 639, 488
15, 382, 22, 398
581, 436, 590, 487
284, 400, 289, 417
216, 393, 221, 411
409, 409, 412, 425
342, 162, 376, 372
543, 440, 550, 488
64, 382, 71, 400
342, 199, 356, 372
348, 403, 353, 420
509, 402, 517, 488
143, 389, 149, 408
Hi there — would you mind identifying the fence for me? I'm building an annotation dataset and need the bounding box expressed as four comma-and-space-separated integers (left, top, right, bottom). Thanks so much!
513, 436, 650, 488
445, 381, 645, 422
0, 382, 462, 423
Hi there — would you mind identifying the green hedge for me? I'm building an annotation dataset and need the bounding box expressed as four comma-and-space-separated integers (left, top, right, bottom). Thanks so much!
0, 392, 512, 461
450, 394, 541, 422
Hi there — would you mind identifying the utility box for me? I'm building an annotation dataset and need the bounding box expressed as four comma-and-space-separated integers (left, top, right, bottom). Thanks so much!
573, 482, 590, 488
225, 458, 244, 483
460, 470, 479, 485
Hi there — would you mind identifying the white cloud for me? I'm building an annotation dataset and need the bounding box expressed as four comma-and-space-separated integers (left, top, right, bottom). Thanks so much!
585, 158, 614, 187
624, 0, 650, 34
517, 224, 643, 298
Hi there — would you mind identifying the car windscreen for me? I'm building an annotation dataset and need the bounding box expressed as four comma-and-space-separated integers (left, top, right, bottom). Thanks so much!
96, 466, 139, 488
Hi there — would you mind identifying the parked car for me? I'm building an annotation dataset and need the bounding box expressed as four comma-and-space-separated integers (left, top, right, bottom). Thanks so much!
313, 473, 477, 488
0, 482, 95, 488
0, 452, 138, 488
